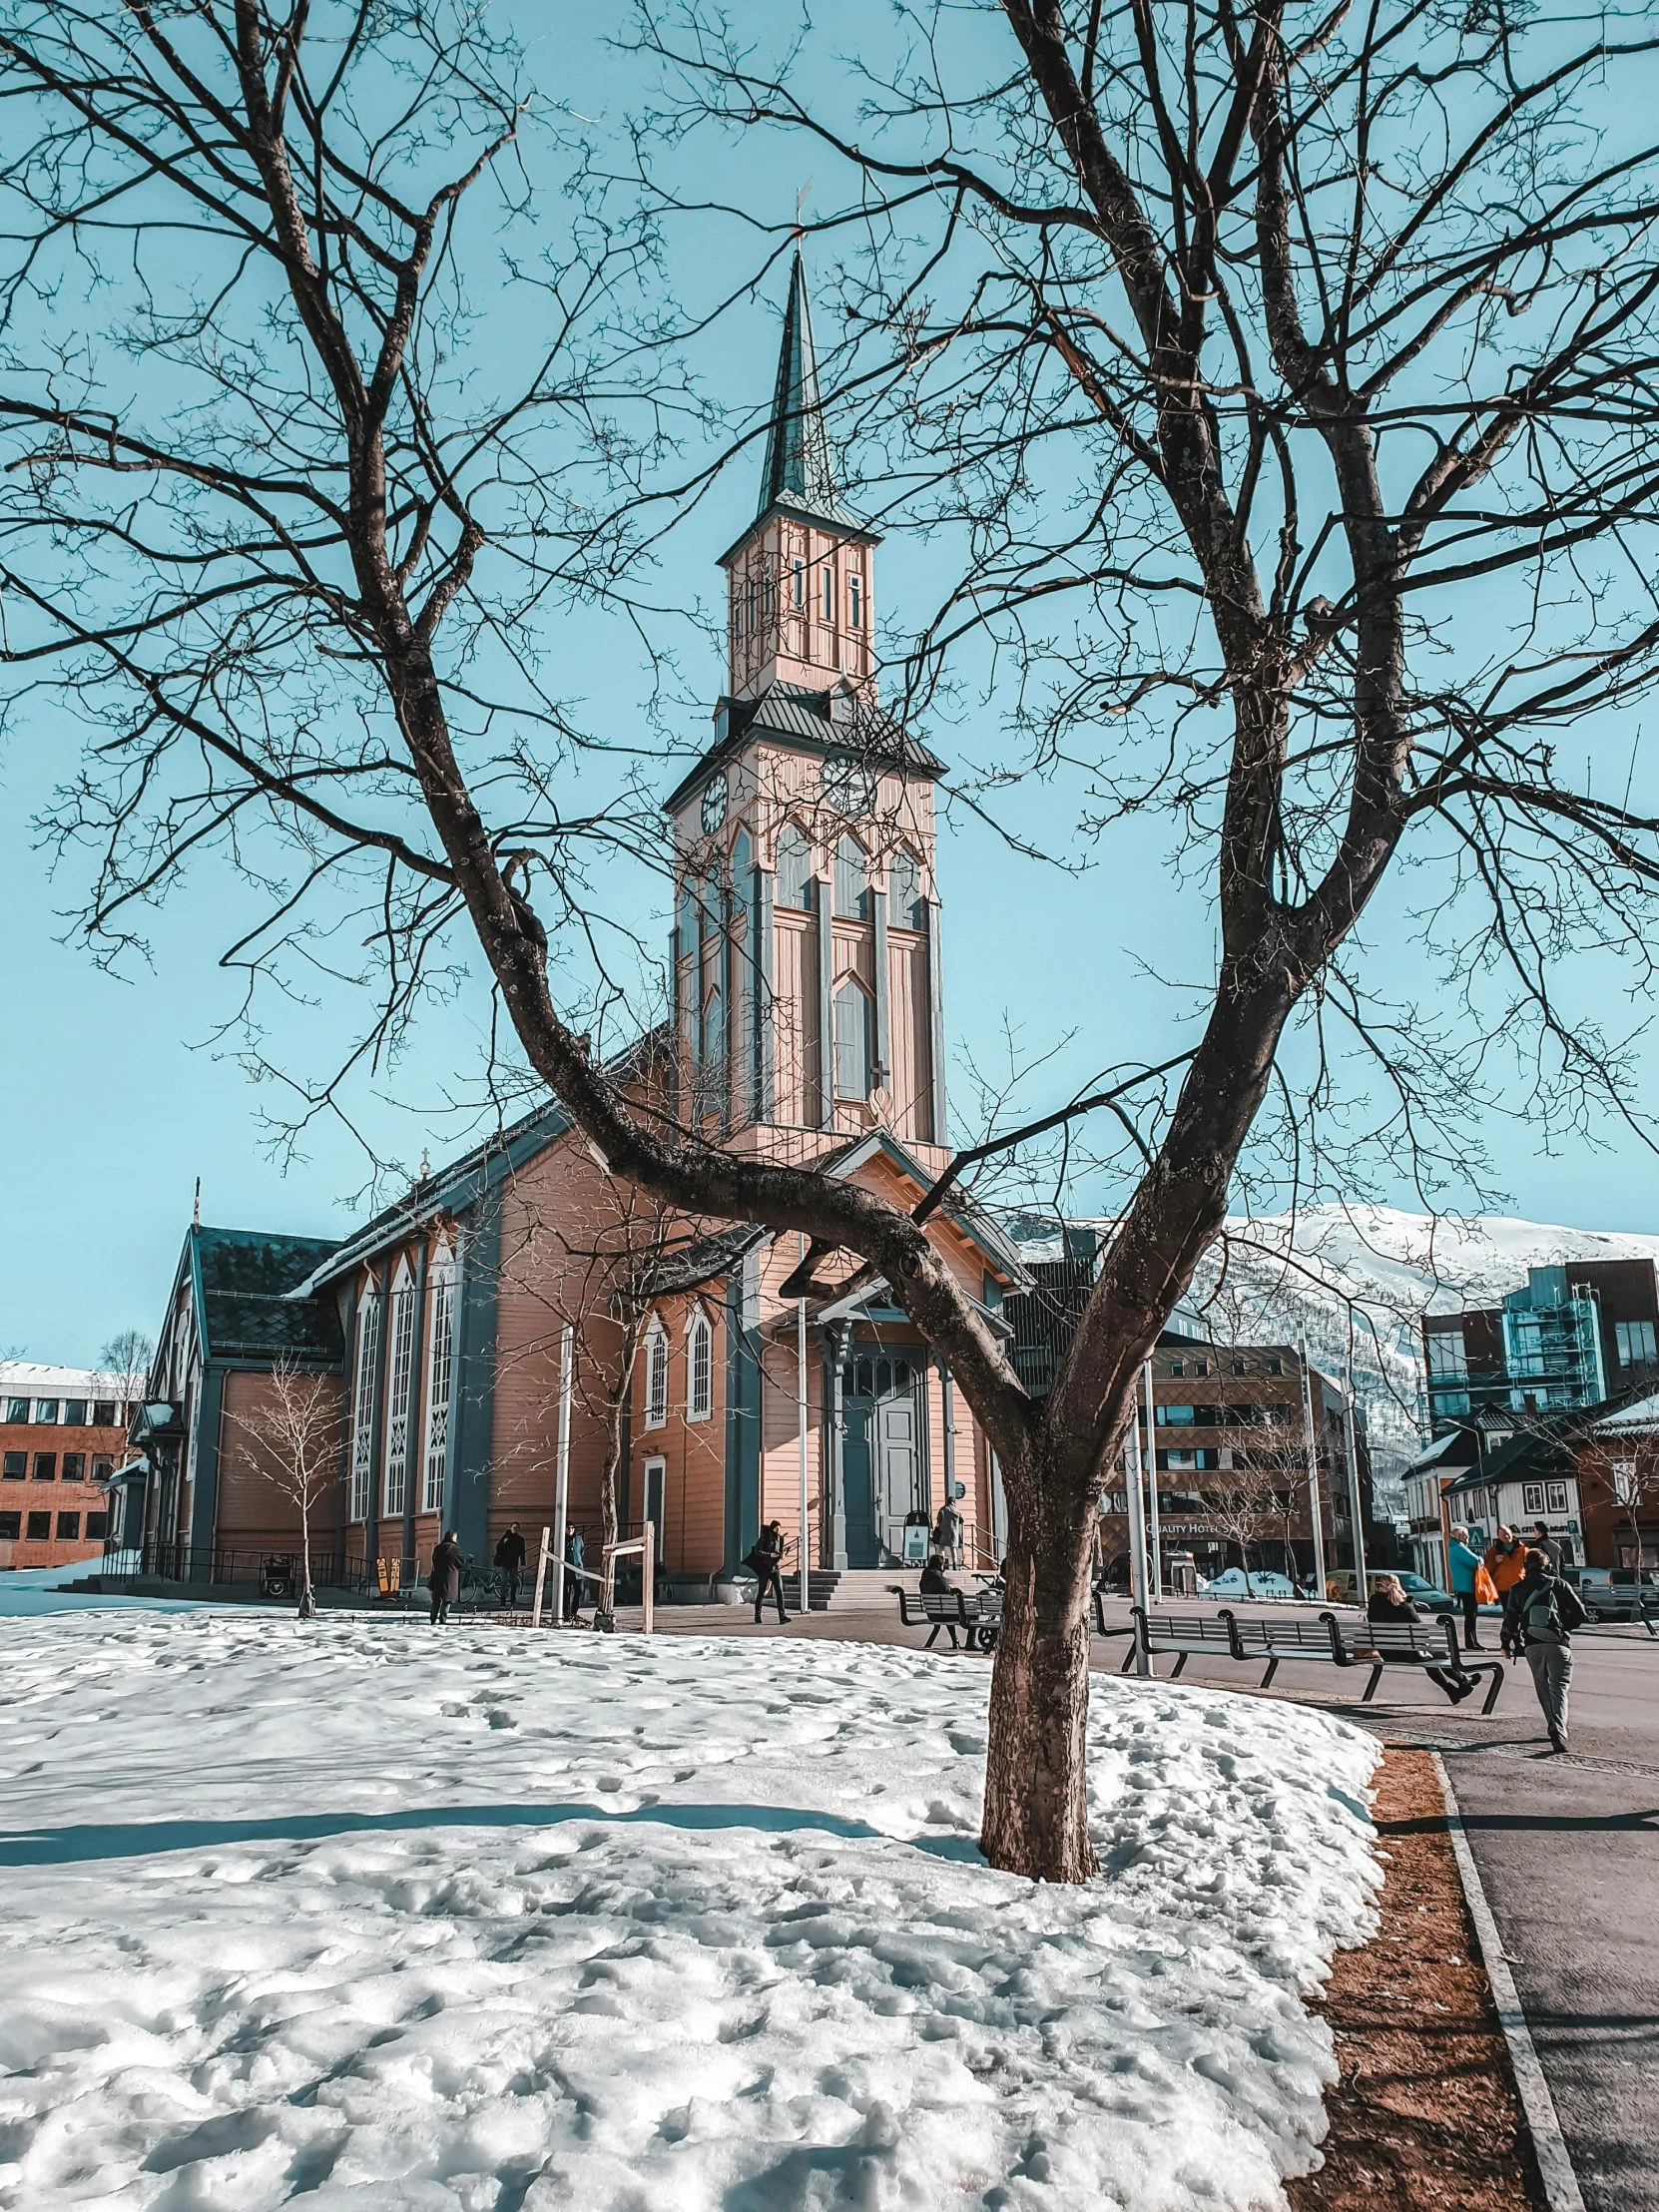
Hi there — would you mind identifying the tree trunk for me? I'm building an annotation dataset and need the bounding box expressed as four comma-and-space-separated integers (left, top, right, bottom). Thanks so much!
980, 1464, 1100, 1881
297, 1493, 317, 1621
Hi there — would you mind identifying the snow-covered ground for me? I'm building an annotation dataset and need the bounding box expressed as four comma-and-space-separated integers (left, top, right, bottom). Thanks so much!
0, 1614, 1379, 2211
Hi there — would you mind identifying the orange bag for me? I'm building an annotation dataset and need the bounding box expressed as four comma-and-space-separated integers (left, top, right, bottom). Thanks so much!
1474, 1562, 1498, 1606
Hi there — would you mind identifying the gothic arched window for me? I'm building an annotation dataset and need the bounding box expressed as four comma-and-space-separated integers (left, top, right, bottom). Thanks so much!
644, 1317, 669, 1429
887, 846, 922, 929
833, 836, 868, 920
833, 976, 873, 1099
776, 822, 814, 911
421, 1240, 455, 1515
687, 1307, 714, 1422
381, 1257, 416, 1520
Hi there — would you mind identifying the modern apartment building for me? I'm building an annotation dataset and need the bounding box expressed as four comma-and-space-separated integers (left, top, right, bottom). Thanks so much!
0, 1364, 139, 1570
1421, 1258, 1659, 1434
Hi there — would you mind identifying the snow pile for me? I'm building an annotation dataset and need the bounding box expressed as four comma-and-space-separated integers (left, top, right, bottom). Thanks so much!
0, 1614, 1379, 2210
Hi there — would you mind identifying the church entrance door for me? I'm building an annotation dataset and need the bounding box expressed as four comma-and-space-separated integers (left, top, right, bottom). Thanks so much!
839, 1353, 920, 1568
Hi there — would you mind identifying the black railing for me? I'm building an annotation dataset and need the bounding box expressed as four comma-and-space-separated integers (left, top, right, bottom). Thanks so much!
100, 1541, 373, 1595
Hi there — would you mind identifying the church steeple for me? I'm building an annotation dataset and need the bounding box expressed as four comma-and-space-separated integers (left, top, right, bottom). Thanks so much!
718, 256, 879, 704
757, 253, 852, 528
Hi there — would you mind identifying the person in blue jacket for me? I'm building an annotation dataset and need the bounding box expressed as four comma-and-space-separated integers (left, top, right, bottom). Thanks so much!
1447, 1523, 1485, 1649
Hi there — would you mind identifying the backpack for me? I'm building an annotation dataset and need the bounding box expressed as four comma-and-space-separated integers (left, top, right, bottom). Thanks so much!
1520, 1584, 1562, 1643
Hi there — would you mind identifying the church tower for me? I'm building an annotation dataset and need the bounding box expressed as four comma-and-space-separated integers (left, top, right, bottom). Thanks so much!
663, 255, 948, 1163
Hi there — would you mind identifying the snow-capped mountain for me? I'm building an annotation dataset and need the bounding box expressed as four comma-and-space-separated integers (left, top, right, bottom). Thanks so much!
1013, 1204, 1659, 1504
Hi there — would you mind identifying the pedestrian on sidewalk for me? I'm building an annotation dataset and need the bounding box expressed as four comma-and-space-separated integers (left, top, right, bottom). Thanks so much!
427, 1530, 463, 1625
745, 1520, 790, 1625
1502, 1546, 1589, 1753
1526, 1520, 1566, 1575
563, 1523, 587, 1625
1447, 1525, 1486, 1650
1483, 1524, 1526, 1600
1368, 1574, 1476, 1704
493, 1523, 526, 1608
919, 1548, 963, 1649
932, 1497, 965, 1569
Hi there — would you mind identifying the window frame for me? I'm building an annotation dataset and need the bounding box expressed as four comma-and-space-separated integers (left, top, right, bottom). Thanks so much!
61, 1453, 85, 1482
380, 1258, 417, 1521
847, 571, 862, 629
687, 1307, 714, 1423
832, 974, 873, 1100
32, 1452, 56, 1481
774, 821, 814, 912
4, 1396, 28, 1424
644, 1317, 669, 1430
421, 1242, 455, 1516
348, 1283, 381, 1523
2, 1452, 25, 1480
25, 1510, 51, 1540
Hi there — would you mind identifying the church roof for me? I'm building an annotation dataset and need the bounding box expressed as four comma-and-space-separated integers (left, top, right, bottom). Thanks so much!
755, 251, 854, 532
189, 1227, 345, 1363
661, 681, 945, 818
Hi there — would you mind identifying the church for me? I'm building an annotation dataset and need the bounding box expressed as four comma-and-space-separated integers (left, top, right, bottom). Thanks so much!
120, 260, 1029, 1599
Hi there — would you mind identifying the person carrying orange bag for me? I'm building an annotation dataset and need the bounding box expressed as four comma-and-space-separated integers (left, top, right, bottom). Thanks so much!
1484, 1525, 1527, 1594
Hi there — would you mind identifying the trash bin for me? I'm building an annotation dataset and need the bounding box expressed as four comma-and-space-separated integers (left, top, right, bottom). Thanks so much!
261, 1554, 295, 1601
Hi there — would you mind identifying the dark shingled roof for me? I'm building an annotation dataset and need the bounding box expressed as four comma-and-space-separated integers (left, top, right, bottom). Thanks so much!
663, 682, 945, 817
195, 1227, 344, 1363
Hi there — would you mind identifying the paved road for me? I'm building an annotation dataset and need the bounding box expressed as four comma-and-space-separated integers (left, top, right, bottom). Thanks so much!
659, 1594, 1659, 2208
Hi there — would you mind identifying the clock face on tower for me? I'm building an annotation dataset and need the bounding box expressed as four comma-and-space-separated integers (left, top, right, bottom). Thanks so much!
820, 753, 874, 818
700, 775, 729, 835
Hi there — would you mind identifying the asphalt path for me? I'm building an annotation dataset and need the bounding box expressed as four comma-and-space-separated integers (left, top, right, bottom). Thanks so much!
1083, 1600, 1659, 2212
663, 1592, 1659, 2207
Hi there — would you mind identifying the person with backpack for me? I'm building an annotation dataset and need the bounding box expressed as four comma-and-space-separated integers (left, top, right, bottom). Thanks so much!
744, 1520, 790, 1625
1502, 1545, 1589, 1753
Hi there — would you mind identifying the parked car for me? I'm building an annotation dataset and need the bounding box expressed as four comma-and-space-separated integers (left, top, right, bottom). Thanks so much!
1325, 1567, 1457, 1615
1201, 1567, 1303, 1600
1567, 1567, 1658, 1621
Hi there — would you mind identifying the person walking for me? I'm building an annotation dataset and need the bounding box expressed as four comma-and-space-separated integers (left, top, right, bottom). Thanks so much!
427, 1529, 463, 1625
1367, 1573, 1476, 1704
1527, 1520, 1566, 1575
1447, 1524, 1486, 1650
919, 1548, 963, 1649
493, 1522, 526, 1608
745, 1519, 790, 1625
1502, 1545, 1589, 1752
562, 1523, 587, 1626
932, 1496, 965, 1569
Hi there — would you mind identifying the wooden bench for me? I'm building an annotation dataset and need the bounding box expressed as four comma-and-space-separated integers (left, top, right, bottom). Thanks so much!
1112, 1607, 1245, 1675
1332, 1615, 1506, 1713
892, 1585, 1001, 1652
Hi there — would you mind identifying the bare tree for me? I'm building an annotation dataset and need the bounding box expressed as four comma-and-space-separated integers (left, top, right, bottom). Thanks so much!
1576, 1430, 1659, 1582
224, 1358, 342, 1617
99, 1330, 155, 1406
8, 3, 1659, 1883
1203, 1449, 1294, 1594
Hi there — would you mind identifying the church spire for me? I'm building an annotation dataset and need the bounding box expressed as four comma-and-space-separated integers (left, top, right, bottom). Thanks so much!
757, 253, 851, 525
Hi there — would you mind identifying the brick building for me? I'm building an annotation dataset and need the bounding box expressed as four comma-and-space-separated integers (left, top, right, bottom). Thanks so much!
0, 1364, 135, 1570
124, 258, 1028, 1600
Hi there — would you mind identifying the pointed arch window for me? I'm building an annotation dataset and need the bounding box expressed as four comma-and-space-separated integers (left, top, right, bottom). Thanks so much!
833, 976, 873, 1100
421, 1241, 455, 1515
348, 1283, 380, 1523
833, 835, 868, 919
887, 846, 921, 929
381, 1258, 416, 1520
687, 1307, 714, 1422
644, 1316, 669, 1429
776, 822, 814, 911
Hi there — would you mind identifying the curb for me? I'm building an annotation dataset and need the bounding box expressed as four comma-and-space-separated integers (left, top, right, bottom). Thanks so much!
1432, 1752, 1586, 2212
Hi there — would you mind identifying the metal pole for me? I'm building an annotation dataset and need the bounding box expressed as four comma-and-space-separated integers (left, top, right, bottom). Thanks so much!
1299, 1331, 1329, 1599
1124, 1425, 1151, 1676
1344, 1365, 1369, 1594
553, 1323, 573, 1625
798, 1237, 811, 1616
1143, 1359, 1161, 1598
530, 1524, 551, 1629
642, 1521, 655, 1633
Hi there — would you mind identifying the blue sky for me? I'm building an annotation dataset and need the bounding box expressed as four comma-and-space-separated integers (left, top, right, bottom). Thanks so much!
3, 6, 1657, 1367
